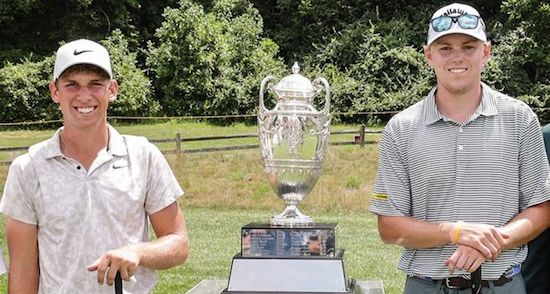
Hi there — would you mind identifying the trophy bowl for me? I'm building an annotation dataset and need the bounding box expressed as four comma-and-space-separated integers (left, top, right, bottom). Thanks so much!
258, 63, 331, 227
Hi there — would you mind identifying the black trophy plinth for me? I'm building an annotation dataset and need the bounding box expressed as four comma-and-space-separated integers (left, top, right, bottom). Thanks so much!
222, 223, 355, 294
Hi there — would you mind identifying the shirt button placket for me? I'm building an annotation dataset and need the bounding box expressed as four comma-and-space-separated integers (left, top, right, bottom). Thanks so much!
457, 126, 465, 151
455, 125, 467, 209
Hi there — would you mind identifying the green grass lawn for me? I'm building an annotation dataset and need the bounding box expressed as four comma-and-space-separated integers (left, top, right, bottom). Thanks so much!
154, 207, 405, 294
0, 207, 405, 294
0, 121, 407, 293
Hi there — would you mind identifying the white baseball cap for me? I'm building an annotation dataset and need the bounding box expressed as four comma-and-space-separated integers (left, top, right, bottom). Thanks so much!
427, 3, 487, 46
53, 39, 112, 81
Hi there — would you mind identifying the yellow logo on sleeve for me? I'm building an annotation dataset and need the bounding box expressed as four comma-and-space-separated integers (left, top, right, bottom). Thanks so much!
371, 193, 388, 200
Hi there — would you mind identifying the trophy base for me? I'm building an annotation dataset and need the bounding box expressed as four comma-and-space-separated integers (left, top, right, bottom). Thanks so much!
270, 216, 314, 227
225, 223, 352, 293
223, 252, 354, 294
270, 205, 314, 227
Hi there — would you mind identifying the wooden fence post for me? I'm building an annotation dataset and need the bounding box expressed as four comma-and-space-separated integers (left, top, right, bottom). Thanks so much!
176, 132, 181, 154
359, 125, 365, 148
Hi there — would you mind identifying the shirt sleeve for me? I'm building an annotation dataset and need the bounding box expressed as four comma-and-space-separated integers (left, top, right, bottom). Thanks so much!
144, 143, 184, 215
369, 122, 410, 217
518, 112, 550, 210
0, 154, 39, 225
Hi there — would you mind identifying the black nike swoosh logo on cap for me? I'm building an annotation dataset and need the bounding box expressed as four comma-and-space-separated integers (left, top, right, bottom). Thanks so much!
73, 49, 94, 55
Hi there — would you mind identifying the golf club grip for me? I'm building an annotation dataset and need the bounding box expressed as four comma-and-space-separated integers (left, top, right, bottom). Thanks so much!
471, 266, 481, 294
115, 271, 123, 294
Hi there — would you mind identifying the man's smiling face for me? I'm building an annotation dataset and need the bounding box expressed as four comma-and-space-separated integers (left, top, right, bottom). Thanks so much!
425, 33, 491, 95
50, 69, 117, 131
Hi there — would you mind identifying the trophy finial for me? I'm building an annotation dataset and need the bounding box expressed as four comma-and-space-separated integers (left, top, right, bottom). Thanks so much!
272, 62, 315, 99
292, 62, 300, 74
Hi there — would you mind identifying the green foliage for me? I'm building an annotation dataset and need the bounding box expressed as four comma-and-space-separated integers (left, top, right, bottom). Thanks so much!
307, 24, 433, 123
500, 0, 550, 83
365, 46, 433, 111
261, 0, 371, 62
484, 0, 550, 123
0, 31, 156, 123
2, 0, 550, 125
253, 0, 443, 63
103, 30, 160, 117
0, 56, 58, 123
147, 0, 285, 120
314, 64, 373, 118
483, 32, 535, 97
0, 0, 178, 64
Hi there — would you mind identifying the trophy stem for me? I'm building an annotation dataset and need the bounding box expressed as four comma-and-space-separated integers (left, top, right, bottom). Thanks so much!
270, 202, 314, 227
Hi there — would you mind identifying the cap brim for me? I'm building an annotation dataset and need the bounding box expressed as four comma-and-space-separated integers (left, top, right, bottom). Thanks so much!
54, 61, 112, 81
427, 24, 487, 46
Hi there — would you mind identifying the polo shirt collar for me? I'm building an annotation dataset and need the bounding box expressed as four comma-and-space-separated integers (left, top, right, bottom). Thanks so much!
45, 128, 64, 159
44, 125, 127, 159
424, 82, 499, 126
107, 125, 128, 157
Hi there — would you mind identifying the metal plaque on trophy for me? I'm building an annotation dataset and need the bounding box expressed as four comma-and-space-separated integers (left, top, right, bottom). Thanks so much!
223, 63, 354, 294
241, 223, 336, 257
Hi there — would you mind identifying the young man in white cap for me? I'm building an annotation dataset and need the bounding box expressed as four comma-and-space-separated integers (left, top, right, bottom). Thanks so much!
370, 3, 550, 293
0, 39, 189, 293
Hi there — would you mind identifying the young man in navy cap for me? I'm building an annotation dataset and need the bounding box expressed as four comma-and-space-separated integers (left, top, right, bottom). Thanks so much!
1, 39, 189, 293
370, 3, 550, 293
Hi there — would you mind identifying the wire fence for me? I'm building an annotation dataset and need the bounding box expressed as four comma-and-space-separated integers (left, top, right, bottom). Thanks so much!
0, 111, 402, 127
0, 125, 381, 166
2, 106, 550, 127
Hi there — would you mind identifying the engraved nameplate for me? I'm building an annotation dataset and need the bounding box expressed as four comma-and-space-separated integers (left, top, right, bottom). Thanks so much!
241, 223, 337, 257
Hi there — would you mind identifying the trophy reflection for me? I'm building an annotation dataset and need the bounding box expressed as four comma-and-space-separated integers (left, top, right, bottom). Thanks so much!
258, 62, 331, 227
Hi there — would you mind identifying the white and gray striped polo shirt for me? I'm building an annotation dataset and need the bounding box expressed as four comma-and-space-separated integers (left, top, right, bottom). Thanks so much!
370, 83, 550, 280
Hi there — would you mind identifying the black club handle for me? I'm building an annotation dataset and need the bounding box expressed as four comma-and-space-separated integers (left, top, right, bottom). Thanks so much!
471, 266, 481, 294
115, 271, 123, 294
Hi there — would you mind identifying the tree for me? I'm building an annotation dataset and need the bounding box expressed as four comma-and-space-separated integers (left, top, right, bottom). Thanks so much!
499, 0, 550, 84
251, 0, 503, 64
0, 56, 57, 123
307, 22, 432, 124
485, 0, 550, 122
0, 0, 178, 65
147, 0, 285, 120
103, 30, 160, 117
251, 0, 371, 63
0, 30, 156, 123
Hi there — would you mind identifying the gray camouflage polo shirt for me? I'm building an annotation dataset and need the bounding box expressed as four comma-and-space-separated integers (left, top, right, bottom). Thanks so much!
1, 125, 184, 293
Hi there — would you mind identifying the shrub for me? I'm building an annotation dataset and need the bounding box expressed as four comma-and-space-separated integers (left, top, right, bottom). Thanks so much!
146, 0, 285, 122
103, 30, 160, 117
0, 30, 156, 124
0, 56, 57, 124
307, 24, 433, 123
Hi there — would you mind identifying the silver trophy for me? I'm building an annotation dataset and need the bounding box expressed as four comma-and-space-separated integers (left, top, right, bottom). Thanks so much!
223, 64, 351, 294
258, 62, 331, 227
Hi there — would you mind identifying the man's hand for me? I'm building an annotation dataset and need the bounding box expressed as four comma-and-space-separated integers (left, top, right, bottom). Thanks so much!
87, 245, 140, 286
445, 245, 486, 274
455, 223, 509, 260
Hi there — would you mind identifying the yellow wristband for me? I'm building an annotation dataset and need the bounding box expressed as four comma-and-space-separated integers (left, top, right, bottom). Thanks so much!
453, 222, 463, 244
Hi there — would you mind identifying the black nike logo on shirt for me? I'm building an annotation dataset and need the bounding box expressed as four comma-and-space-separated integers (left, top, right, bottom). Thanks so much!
73, 49, 93, 55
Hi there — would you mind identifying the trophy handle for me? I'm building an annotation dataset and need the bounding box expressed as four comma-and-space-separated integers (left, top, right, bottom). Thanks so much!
259, 75, 277, 118
313, 77, 331, 115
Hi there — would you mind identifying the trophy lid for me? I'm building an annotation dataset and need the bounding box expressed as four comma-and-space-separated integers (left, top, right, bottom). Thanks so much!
272, 62, 316, 99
